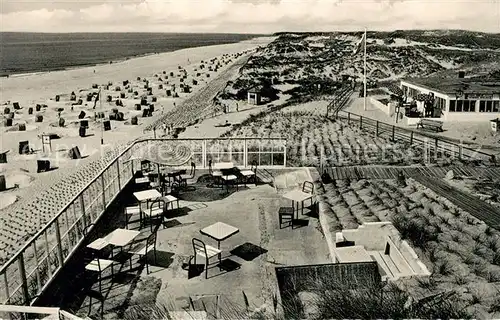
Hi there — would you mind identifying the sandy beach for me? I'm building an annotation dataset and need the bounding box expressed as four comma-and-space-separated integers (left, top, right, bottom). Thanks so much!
0, 37, 274, 260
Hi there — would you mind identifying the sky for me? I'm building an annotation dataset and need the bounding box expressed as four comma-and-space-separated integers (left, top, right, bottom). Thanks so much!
1, 0, 499, 33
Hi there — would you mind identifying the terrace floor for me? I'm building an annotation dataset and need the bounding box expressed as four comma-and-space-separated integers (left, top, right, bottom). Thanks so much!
60, 168, 330, 319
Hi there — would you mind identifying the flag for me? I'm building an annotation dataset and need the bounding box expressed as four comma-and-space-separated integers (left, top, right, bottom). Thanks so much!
93, 89, 100, 109
352, 32, 366, 56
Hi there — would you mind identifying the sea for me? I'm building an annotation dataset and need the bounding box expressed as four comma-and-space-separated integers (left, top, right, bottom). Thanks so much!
0, 32, 261, 77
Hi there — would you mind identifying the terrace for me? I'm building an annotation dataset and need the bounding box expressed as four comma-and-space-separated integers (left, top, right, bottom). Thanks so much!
34, 167, 329, 319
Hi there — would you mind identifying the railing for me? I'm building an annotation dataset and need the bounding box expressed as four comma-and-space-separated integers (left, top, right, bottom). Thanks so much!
327, 86, 354, 117
0, 305, 85, 320
0, 137, 287, 307
336, 111, 497, 164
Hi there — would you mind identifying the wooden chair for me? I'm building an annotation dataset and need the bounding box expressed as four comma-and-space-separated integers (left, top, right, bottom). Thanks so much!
192, 238, 221, 279
279, 207, 294, 229
143, 199, 165, 232
127, 227, 158, 274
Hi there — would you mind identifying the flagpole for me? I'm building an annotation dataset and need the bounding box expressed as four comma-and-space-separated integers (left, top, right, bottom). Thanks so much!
100, 88, 104, 145
363, 27, 367, 111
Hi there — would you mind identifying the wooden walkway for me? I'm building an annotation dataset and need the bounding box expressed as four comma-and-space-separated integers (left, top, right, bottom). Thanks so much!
325, 166, 500, 181
410, 174, 500, 230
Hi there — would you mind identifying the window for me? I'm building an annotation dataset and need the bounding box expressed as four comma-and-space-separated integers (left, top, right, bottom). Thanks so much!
470, 100, 476, 112
449, 100, 456, 112
479, 101, 486, 112
494, 101, 499, 112
456, 100, 463, 112
463, 100, 470, 112
486, 101, 493, 112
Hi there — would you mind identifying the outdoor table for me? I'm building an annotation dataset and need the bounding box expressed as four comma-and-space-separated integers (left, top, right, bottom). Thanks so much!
200, 222, 239, 252
87, 238, 109, 251
133, 189, 162, 225
105, 228, 140, 247
221, 174, 238, 192
135, 177, 150, 185
282, 189, 313, 218
214, 162, 234, 170
104, 228, 140, 257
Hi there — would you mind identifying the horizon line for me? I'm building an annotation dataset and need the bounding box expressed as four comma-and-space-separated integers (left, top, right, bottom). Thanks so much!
1, 28, 499, 35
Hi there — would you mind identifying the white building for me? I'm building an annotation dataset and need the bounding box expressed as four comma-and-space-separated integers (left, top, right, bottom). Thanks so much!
400, 75, 500, 122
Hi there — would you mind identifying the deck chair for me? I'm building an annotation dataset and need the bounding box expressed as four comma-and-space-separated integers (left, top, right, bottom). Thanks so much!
143, 199, 165, 232
192, 238, 221, 279
127, 226, 158, 274
302, 181, 315, 207
175, 169, 188, 188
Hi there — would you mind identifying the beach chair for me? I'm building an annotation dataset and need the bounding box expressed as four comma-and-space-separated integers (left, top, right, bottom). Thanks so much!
192, 238, 221, 279
127, 226, 158, 274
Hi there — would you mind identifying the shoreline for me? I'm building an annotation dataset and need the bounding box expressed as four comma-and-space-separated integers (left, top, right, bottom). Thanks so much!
0, 37, 273, 103
1, 40, 262, 78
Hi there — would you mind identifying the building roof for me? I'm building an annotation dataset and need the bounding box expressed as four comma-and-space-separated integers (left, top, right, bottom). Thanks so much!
401, 77, 500, 96
335, 246, 373, 263
248, 85, 265, 93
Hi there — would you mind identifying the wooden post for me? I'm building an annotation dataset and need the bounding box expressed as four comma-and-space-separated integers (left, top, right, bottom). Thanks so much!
101, 175, 106, 210
458, 144, 463, 160
55, 220, 64, 267
360, 116, 363, 129
18, 253, 29, 305
434, 138, 439, 161
410, 131, 413, 145
376, 121, 379, 136
116, 161, 121, 190
391, 126, 395, 141
348, 112, 350, 125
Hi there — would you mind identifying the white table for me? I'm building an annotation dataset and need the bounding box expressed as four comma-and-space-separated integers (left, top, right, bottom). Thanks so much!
133, 189, 162, 202
105, 228, 140, 247
135, 177, 150, 184
87, 238, 109, 251
200, 222, 239, 250
282, 189, 313, 218
221, 174, 238, 192
214, 162, 234, 170
133, 189, 162, 226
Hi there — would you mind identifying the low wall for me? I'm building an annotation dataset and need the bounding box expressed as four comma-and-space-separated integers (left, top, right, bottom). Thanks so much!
335, 222, 431, 279
388, 235, 431, 276
369, 98, 395, 117
338, 222, 392, 251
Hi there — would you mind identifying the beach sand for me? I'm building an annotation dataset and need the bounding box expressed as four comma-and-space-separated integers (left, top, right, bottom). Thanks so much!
0, 37, 274, 261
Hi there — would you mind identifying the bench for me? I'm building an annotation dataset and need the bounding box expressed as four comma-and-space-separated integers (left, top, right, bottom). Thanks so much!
416, 118, 443, 132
